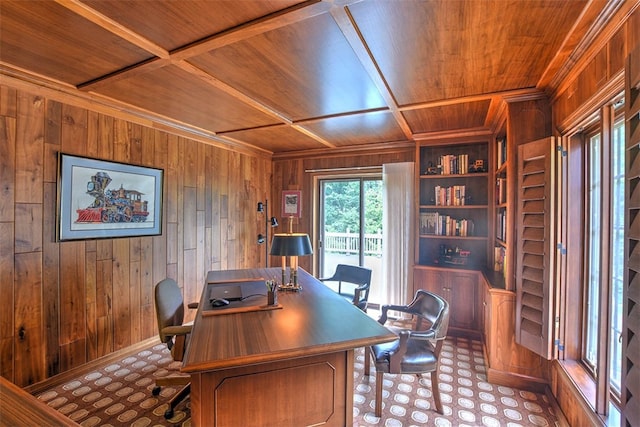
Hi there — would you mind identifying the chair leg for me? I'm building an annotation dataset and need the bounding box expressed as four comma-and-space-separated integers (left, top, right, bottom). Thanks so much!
375, 371, 384, 417
430, 370, 443, 414
364, 348, 371, 376
164, 383, 190, 420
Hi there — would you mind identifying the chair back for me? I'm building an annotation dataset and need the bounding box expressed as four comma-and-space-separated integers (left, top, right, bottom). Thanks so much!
330, 264, 371, 286
154, 278, 185, 345
405, 290, 449, 339
325, 264, 372, 309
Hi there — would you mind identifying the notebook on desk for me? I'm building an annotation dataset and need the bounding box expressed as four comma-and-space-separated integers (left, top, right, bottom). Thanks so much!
209, 285, 243, 303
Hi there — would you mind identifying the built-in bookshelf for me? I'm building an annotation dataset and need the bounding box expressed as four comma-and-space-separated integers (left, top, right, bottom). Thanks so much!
417, 142, 489, 269
493, 134, 508, 281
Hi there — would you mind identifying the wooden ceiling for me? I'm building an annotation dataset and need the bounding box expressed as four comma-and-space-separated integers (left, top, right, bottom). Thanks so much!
0, 0, 618, 156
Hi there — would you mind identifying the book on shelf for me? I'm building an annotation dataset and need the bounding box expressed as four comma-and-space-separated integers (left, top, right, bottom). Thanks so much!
496, 209, 506, 241
496, 138, 507, 168
421, 212, 474, 236
437, 154, 468, 175
420, 212, 438, 234
434, 185, 466, 206
494, 245, 507, 279
496, 178, 506, 204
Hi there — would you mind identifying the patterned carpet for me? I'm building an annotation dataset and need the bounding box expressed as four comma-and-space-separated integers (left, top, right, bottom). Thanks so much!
35, 344, 192, 426
34, 337, 560, 426
352, 336, 558, 426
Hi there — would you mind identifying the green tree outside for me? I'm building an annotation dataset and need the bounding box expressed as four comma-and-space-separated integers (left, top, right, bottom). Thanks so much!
322, 179, 382, 234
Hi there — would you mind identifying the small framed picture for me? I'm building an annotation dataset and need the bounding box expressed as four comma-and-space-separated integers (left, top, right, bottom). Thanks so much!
282, 190, 302, 218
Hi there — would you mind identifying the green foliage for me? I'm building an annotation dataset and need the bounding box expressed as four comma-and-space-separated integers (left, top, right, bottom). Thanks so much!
322, 179, 382, 234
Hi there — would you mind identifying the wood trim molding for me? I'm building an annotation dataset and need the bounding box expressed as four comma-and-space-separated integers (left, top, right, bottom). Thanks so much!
553, 70, 624, 134
272, 139, 414, 161
0, 67, 274, 159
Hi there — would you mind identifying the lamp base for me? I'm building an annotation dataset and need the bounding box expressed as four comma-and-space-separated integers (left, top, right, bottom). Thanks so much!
278, 283, 302, 292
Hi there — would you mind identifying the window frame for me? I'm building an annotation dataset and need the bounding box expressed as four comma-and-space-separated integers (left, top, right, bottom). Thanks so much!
560, 95, 625, 416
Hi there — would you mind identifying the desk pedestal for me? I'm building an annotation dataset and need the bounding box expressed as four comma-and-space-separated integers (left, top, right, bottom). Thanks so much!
190, 350, 354, 426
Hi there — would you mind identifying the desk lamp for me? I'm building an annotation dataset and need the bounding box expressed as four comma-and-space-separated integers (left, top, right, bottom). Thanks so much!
269, 218, 312, 290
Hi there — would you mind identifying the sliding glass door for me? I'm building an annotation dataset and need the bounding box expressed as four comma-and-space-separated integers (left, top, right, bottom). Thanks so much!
318, 177, 382, 303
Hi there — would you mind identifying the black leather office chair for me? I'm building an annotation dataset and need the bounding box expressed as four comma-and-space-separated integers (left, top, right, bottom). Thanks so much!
152, 278, 197, 420
319, 264, 372, 311
364, 289, 450, 417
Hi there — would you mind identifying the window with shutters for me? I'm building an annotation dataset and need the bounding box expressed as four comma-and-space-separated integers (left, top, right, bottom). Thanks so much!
548, 97, 626, 418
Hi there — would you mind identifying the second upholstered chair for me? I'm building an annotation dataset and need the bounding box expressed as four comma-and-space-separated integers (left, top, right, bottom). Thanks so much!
364, 289, 450, 417
319, 264, 372, 311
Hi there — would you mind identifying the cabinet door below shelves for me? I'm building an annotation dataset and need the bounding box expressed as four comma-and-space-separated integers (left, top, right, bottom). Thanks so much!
447, 270, 479, 331
413, 268, 480, 334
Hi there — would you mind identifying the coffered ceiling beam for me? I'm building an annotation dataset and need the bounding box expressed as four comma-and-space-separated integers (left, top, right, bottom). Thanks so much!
330, 5, 414, 141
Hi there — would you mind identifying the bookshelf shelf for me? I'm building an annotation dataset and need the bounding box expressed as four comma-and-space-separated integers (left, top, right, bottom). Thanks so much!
420, 205, 487, 209
420, 173, 489, 179
419, 235, 487, 241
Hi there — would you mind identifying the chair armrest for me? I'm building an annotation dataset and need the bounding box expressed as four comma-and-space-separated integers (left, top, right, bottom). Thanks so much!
187, 302, 199, 309
388, 330, 411, 372
353, 287, 362, 305
408, 329, 437, 340
320, 277, 342, 293
378, 303, 411, 325
161, 325, 191, 336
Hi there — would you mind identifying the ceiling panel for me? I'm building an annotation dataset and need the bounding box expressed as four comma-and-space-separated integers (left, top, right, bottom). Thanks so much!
0, 0, 605, 155
402, 100, 491, 134
81, 0, 304, 51
300, 111, 407, 147
0, 1, 152, 85
188, 12, 387, 121
349, 0, 588, 106
93, 65, 280, 132
221, 125, 324, 153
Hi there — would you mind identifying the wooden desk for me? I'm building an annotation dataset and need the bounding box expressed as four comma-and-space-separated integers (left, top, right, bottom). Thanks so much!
0, 376, 80, 426
183, 268, 395, 426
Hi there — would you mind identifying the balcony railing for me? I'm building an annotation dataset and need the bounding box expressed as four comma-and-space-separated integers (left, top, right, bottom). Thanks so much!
323, 231, 382, 257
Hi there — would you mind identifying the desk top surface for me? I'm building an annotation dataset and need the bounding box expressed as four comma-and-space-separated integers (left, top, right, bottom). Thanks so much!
182, 268, 395, 373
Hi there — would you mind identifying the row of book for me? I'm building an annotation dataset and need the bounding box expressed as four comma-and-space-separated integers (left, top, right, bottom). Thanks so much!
420, 212, 474, 236
496, 138, 507, 169
437, 154, 470, 175
434, 185, 466, 206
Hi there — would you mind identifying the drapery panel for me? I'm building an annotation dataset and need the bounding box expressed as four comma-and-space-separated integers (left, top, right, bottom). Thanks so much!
382, 162, 415, 307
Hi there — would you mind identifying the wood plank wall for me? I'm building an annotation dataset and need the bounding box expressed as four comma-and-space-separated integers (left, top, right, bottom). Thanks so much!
0, 83, 271, 387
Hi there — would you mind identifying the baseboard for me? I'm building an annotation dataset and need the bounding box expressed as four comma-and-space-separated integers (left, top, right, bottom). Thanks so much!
24, 337, 160, 395
486, 366, 548, 393
447, 327, 483, 341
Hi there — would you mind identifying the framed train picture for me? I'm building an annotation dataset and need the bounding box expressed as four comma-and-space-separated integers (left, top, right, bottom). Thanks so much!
57, 154, 163, 241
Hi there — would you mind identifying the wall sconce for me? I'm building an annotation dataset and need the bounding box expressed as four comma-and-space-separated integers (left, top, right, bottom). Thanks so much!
257, 200, 278, 267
